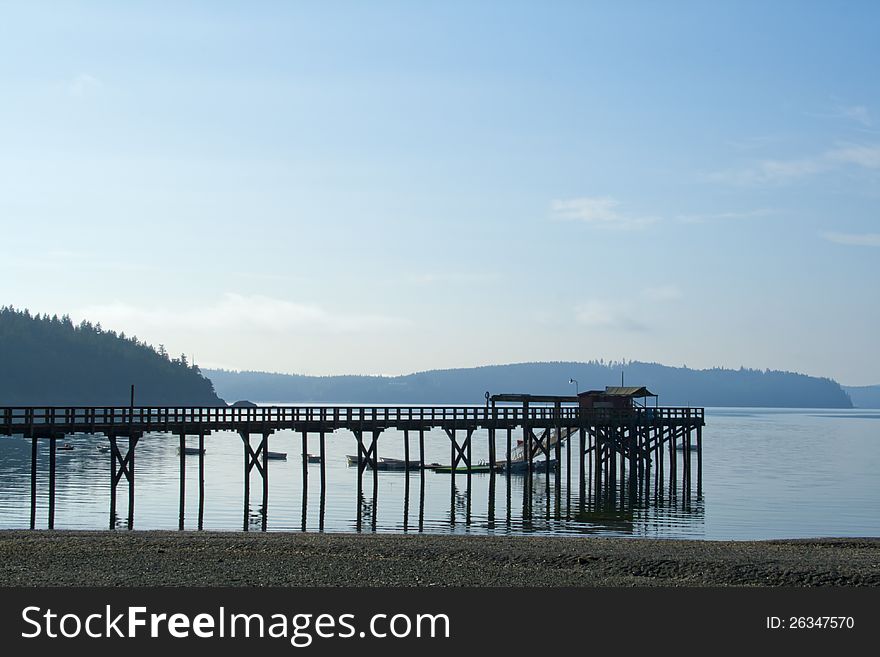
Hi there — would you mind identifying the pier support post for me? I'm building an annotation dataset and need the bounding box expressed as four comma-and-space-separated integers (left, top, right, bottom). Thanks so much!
262, 431, 269, 531
108, 433, 139, 530
239, 431, 269, 531
48, 435, 56, 529
488, 427, 496, 467
696, 424, 703, 499
198, 432, 205, 530
319, 429, 326, 531
444, 428, 474, 470
127, 434, 136, 529
505, 427, 512, 480
30, 436, 37, 529
578, 426, 586, 511
353, 429, 380, 473
593, 428, 602, 504
301, 430, 308, 488
179, 433, 186, 530
684, 427, 692, 502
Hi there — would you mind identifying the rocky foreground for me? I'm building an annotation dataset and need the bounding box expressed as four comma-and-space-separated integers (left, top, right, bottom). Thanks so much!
0, 531, 877, 586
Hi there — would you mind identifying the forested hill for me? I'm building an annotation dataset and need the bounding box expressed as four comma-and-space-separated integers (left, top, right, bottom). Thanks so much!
206, 361, 853, 408
0, 307, 224, 406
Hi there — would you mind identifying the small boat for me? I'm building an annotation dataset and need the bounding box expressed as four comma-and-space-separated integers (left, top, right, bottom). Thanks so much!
266, 451, 287, 460
306, 454, 322, 464
431, 463, 500, 474
96, 445, 110, 454
178, 446, 205, 456
376, 457, 422, 470
57, 443, 74, 451
501, 459, 558, 474
345, 455, 425, 470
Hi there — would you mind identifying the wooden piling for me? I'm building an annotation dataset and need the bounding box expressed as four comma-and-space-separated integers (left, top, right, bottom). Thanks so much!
48, 435, 56, 529
505, 427, 512, 483
488, 427, 496, 468
578, 426, 586, 507
179, 433, 186, 530
197, 432, 205, 530
696, 424, 703, 499
127, 434, 136, 529
684, 427, 692, 501
30, 436, 37, 529
319, 429, 326, 530
242, 433, 250, 531
301, 430, 308, 486
262, 432, 269, 531
109, 434, 117, 528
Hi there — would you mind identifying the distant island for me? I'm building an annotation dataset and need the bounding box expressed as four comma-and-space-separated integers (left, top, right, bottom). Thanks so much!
206, 361, 854, 408
0, 307, 224, 406
842, 385, 880, 409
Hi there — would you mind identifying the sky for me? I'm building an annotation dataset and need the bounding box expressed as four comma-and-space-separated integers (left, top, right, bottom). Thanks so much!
1, 1, 878, 385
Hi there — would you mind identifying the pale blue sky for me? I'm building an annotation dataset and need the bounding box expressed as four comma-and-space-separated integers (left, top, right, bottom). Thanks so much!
1, 2, 878, 384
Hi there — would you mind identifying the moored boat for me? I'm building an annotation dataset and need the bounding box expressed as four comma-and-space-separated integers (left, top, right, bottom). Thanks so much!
499, 458, 558, 474
376, 457, 422, 470
431, 462, 501, 474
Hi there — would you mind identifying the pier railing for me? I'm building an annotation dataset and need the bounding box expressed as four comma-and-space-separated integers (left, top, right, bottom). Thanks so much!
0, 405, 704, 436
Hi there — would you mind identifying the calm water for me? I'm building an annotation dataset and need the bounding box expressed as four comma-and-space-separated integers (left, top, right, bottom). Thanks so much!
0, 407, 877, 540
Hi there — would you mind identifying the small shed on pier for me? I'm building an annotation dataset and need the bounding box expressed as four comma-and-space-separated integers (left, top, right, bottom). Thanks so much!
577, 386, 657, 410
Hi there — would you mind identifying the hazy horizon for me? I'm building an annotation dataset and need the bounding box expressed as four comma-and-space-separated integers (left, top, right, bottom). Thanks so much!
2, 3, 878, 385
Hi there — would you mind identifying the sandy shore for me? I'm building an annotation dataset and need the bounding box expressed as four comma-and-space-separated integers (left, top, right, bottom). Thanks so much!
0, 531, 877, 587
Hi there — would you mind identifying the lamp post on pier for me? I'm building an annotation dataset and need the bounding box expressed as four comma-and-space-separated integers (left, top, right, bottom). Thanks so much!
568, 378, 579, 395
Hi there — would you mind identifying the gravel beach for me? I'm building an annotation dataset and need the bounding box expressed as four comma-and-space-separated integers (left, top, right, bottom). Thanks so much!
1, 531, 878, 586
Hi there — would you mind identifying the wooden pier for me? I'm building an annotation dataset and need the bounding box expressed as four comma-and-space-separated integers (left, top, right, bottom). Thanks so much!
0, 401, 705, 530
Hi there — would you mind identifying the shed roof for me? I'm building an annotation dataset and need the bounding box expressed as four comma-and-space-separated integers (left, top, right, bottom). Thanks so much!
579, 386, 656, 398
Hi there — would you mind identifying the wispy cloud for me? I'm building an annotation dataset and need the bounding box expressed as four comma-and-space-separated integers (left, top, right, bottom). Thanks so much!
676, 208, 775, 224
810, 103, 874, 128
551, 197, 659, 230
821, 232, 880, 247
573, 300, 646, 331
67, 73, 102, 97
831, 104, 873, 127
76, 293, 411, 335
642, 285, 683, 301
827, 143, 880, 168
708, 143, 880, 185
406, 272, 499, 286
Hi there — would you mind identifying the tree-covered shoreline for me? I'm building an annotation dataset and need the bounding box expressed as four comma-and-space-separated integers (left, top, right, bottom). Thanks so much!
0, 307, 224, 406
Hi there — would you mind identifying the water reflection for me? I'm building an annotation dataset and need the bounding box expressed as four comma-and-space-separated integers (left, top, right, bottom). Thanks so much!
2, 409, 878, 539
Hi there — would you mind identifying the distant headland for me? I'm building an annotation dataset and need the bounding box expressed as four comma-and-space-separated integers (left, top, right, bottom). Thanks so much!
206, 361, 854, 408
